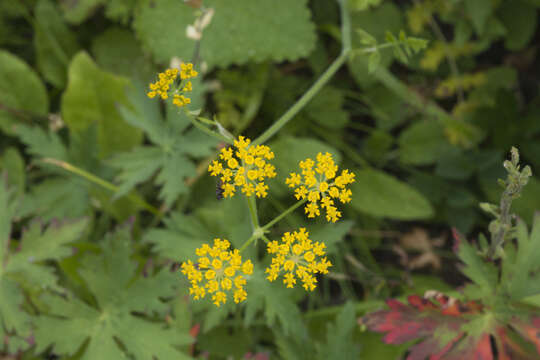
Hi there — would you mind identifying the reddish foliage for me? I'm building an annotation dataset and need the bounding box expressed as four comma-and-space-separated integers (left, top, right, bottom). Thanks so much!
360, 294, 540, 360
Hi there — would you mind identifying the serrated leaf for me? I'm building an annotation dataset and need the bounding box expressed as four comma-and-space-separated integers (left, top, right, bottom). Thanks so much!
110, 84, 215, 207
348, 3, 404, 88
18, 178, 89, 221
144, 212, 212, 260
351, 169, 434, 220
133, 0, 316, 67
316, 302, 360, 360
245, 270, 307, 337
12, 123, 68, 161
33, 227, 192, 359
452, 230, 498, 298
0, 177, 87, 351
34, 0, 80, 88
0, 148, 25, 197
62, 51, 143, 158
0, 50, 48, 133
503, 215, 540, 300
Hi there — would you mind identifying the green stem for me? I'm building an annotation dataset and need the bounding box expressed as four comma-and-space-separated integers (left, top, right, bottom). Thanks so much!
252, 0, 352, 146
41, 158, 161, 215
239, 234, 258, 253
185, 112, 233, 144
262, 199, 307, 231
246, 196, 260, 230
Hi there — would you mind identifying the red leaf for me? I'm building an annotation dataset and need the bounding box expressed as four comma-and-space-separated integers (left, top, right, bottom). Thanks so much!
361, 293, 540, 359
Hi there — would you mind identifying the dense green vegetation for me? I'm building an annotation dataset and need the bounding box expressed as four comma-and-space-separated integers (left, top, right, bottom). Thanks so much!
1, 0, 540, 359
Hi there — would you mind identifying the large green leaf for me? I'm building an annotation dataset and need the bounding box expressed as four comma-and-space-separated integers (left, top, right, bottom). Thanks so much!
91, 27, 154, 82
33, 227, 192, 359
34, 0, 80, 88
498, 0, 538, 50
350, 169, 434, 220
398, 120, 455, 166
133, 0, 316, 67
464, 0, 493, 34
0, 50, 48, 133
61, 52, 142, 158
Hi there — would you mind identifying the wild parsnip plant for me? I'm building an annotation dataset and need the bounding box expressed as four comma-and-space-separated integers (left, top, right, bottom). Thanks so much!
2, 0, 540, 358
144, 64, 355, 306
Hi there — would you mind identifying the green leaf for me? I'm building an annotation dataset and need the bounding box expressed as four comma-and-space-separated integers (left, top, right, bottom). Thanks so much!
498, 0, 538, 51
144, 212, 212, 260
304, 86, 349, 129
104, 0, 136, 23
110, 84, 215, 207
454, 232, 498, 299
398, 120, 454, 165
91, 27, 154, 82
351, 169, 434, 220
348, 3, 404, 88
503, 215, 540, 299
13, 123, 68, 161
309, 221, 354, 255
61, 52, 143, 158
0, 50, 48, 133
18, 178, 90, 221
0, 148, 25, 197
0, 177, 88, 349
133, 0, 316, 67
464, 0, 493, 34
34, 227, 192, 359
60, 0, 104, 24
245, 270, 307, 337
34, 0, 80, 88
316, 302, 360, 360
368, 51, 381, 73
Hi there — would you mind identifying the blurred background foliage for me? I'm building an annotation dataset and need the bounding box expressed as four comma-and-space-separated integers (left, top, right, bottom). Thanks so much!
0, 0, 539, 358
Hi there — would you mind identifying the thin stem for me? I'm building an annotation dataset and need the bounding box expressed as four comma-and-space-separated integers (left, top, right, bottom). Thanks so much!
239, 234, 258, 253
41, 158, 161, 215
185, 113, 233, 144
252, 0, 352, 146
246, 196, 260, 230
262, 199, 307, 231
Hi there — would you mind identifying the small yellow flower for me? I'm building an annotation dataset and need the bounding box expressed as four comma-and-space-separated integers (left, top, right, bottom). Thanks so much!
208, 137, 277, 198
265, 228, 331, 291
147, 64, 197, 107
180, 62, 199, 79
181, 238, 253, 306
286, 152, 355, 222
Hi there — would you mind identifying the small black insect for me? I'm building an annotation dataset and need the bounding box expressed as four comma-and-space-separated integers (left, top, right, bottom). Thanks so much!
216, 178, 225, 200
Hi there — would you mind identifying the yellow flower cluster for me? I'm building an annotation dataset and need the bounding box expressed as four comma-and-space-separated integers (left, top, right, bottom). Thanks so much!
286, 152, 355, 222
147, 63, 198, 108
265, 228, 331, 291
208, 136, 276, 198
181, 238, 253, 307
